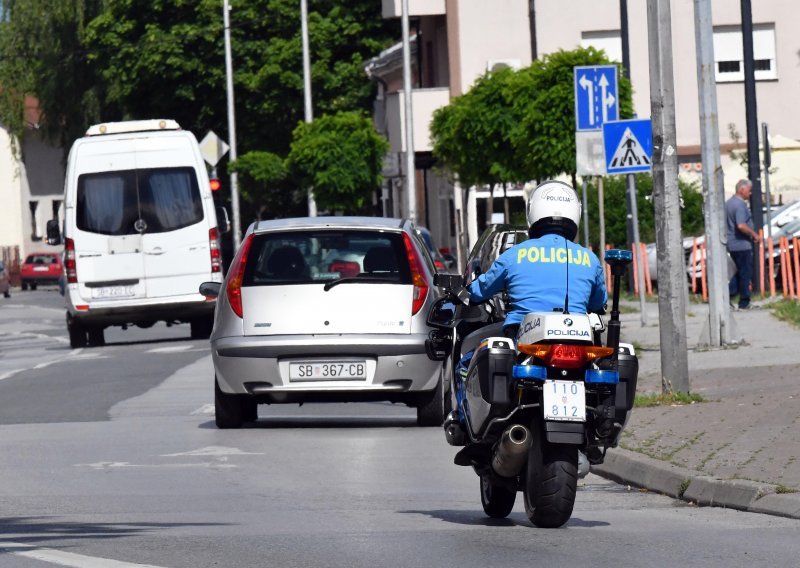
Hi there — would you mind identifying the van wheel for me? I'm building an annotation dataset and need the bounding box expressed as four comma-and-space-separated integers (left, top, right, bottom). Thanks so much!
30, 283, 37, 291
215, 376, 246, 429
68, 317, 87, 349
87, 328, 105, 347
190, 317, 213, 340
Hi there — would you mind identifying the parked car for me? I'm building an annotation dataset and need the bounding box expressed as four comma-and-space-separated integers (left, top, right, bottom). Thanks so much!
415, 226, 453, 271
646, 237, 736, 289
0, 260, 10, 298
20, 253, 63, 290
201, 216, 448, 429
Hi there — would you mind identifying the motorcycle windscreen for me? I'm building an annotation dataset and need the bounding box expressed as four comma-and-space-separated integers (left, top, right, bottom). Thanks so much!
241, 283, 413, 335
239, 228, 415, 336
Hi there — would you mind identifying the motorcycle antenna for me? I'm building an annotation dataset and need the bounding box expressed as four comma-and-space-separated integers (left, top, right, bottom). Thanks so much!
563, 236, 570, 314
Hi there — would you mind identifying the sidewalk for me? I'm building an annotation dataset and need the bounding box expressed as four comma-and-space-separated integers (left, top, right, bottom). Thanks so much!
592, 298, 800, 519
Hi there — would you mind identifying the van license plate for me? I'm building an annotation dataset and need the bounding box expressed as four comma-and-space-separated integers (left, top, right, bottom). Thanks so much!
543, 380, 586, 422
289, 361, 367, 381
91, 285, 136, 299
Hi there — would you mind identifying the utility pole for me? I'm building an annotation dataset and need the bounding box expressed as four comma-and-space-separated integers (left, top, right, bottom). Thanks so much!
223, 0, 241, 249
695, 0, 731, 346
647, 0, 690, 393
401, 0, 417, 224
300, 0, 317, 216
620, 0, 646, 324
741, 0, 763, 291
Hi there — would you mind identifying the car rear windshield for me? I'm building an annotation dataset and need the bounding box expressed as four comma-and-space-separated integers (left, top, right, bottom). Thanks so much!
25, 255, 58, 264
76, 167, 204, 235
243, 230, 412, 286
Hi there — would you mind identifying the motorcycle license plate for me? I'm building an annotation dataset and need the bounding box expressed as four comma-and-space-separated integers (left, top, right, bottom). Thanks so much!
289, 361, 367, 381
543, 380, 586, 422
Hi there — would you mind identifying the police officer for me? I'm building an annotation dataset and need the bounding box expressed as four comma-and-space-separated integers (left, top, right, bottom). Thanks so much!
468, 180, 607, 338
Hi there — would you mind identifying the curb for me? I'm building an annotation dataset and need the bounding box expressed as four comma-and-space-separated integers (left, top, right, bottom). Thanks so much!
591, 447, 800, 520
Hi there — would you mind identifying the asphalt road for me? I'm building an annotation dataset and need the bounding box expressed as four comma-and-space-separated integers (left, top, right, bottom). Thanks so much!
1, 288, 799, 568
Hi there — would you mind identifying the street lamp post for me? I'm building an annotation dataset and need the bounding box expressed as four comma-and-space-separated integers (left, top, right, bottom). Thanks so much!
223, 0, 241, 249
301, 0, 317, 216
401, 0, 417, 224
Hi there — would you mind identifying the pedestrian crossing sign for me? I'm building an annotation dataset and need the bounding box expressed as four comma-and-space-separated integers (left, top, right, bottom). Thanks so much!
602, 119, 653, 174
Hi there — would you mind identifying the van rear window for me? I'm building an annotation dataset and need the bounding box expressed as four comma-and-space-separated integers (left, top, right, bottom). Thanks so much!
243, 230, 412, 286
76, 167, 204, 235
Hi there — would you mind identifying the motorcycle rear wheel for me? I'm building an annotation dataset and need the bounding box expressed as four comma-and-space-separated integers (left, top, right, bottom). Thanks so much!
523, 420, 578, 528
479, 474, 516, 518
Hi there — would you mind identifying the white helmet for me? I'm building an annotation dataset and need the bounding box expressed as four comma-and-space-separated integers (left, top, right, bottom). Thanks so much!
526, 180, 582, 241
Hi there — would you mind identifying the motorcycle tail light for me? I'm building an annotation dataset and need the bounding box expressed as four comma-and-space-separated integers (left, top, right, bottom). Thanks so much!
402, 232, 429, 315
547, 344, 587, 369
226, 234, 254, 318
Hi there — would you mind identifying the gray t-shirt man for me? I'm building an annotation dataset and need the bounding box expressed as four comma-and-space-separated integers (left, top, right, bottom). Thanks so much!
726, 192, 755, 252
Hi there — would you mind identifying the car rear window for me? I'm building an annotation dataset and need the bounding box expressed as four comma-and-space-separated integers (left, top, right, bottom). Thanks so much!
76, 167, 204, 235
25, 255, 58, 264
243, 230, 412, 286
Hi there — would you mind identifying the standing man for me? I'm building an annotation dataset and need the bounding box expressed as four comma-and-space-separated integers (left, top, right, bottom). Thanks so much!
726, 179, 761, 310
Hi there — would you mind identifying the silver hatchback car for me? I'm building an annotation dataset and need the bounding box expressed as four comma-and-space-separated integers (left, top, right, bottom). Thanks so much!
201, 217, 448, 428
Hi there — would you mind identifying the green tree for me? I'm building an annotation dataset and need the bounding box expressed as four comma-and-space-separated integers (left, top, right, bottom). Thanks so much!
0, 0, 105, 148
229, 151, 296, 220
583, 174, 704, 251
287, 111, 388, 214
510, 47, 634, 183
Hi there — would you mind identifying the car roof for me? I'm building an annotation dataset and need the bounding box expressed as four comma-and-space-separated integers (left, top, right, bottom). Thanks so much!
249, 216, 410, 234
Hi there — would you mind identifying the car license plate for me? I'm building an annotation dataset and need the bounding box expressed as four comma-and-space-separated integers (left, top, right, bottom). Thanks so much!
289, 361, 367, 381
543, 380, 586, 422
33, 266, 48, 272
91, 285, 136, 299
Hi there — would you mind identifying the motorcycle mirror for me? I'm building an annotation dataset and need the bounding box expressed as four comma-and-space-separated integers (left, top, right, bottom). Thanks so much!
427, 298, 457, 328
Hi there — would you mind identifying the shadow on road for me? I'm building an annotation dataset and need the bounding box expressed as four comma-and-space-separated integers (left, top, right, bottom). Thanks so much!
399, 509, 519, 527
198, 415, 419, 429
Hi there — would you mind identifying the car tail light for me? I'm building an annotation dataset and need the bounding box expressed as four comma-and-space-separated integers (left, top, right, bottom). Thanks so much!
402, 232, 429, 315
433, 259, 444, 270
226, 234, 253, 318
209, 228, 221, 273
65, 238, 77, 284
328, 260, 360, 278
517, 344, 615, 369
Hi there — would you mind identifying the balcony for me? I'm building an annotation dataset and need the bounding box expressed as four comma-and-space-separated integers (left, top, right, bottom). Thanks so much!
381, 0, 445, 18
385, 87, 450, 154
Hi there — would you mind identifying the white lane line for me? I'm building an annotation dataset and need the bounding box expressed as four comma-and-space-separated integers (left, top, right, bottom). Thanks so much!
161, 445, 264, 457
75, 461, 236, 470
145, 345, 193, 353
0, 541, 166, 568
0, 368, 25, 381
190, 403, 215, 415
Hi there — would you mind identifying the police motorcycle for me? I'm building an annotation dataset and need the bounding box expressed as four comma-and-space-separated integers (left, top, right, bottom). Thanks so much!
425, 249, 638, 528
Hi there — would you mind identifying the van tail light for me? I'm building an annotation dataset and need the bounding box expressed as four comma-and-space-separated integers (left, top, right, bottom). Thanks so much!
226, 234, 253, 318
517, 344, 615, 369
209, 228, 222, 273
402, 232, 429, 315
65, 238, 77, 284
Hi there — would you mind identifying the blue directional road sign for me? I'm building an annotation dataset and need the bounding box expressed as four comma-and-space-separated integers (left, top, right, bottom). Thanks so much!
602, 119, 653, 174
574, 65, 619, 131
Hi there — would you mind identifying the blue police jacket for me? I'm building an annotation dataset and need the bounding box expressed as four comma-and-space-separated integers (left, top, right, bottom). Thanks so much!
468, 233, 608, 328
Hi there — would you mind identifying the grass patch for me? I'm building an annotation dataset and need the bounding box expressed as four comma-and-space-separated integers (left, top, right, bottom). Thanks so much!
768, 299, 800, 328
679, 478, 691, 498
634, 391, 705, 407
775, 484, 798, 494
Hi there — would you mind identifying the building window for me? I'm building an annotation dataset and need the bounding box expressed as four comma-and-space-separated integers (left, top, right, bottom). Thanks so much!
581, 30, 622, 64
713, 24, 776, 82
29, 200, 41, 241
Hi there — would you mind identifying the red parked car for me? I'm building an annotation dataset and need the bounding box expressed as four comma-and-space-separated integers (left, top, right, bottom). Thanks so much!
21, 252, 62, 290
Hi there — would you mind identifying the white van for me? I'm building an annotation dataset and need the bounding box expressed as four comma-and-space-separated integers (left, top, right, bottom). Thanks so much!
47, 119, 228, 348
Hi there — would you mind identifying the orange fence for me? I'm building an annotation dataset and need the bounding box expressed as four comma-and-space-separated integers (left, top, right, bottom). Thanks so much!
688, 233, 800, 300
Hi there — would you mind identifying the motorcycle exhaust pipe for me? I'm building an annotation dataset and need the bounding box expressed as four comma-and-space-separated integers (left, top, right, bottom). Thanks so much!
491, 424, 532, 478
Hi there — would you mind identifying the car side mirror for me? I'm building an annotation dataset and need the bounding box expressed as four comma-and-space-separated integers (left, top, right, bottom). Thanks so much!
216, 207, 231, 234
46, 219, 62, 246
199, 281, 222, 299
427, 297, 457, 329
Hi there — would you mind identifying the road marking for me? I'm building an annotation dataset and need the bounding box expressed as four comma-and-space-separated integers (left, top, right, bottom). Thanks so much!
76, 461, 236, 470
190, 403, 215, 415
0, 541, 166, 567
160, 445, 264, 457
0, 368, 25, 381
145, 345, 194, 353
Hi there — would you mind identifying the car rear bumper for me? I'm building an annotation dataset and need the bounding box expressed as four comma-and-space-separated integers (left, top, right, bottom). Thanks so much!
68, 295, 215, 326
211, 333, 443, 400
